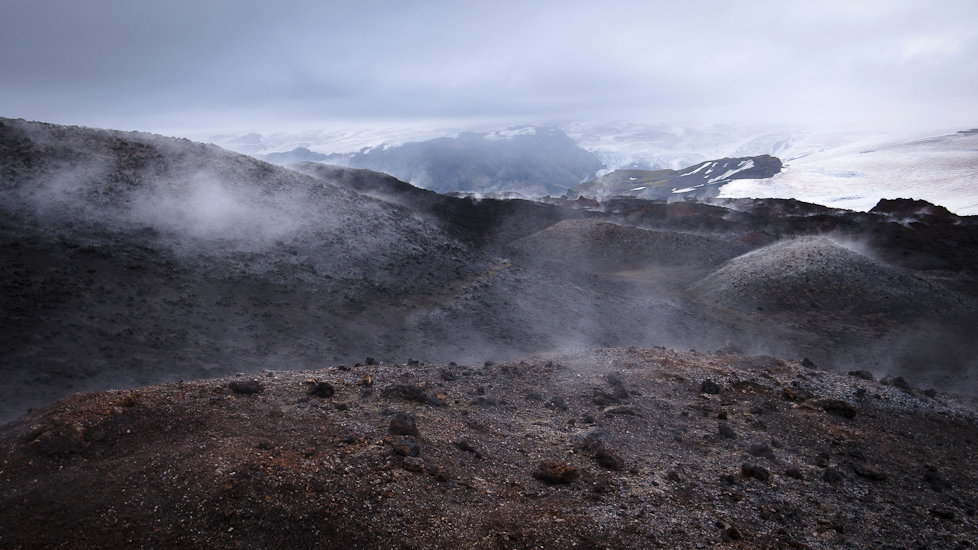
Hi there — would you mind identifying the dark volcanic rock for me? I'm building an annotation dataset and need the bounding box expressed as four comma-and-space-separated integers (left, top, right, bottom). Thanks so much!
741, 463, 770, 481
534, 460, 582, 485
389, 413, 419, 436
382, 385, 446, 406
718, 423, 736, 439
307, 381, 335, 398
815, 398, 858, 419
229, 380, 263, 395
701, 380, 722, 394
594, 448, 626, 471
823, 467, 845, 483
852, 463, 888, 481
389, 437, 421, 457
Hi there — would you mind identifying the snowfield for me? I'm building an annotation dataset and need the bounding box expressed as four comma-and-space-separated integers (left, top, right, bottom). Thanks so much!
719, 131, 978, 215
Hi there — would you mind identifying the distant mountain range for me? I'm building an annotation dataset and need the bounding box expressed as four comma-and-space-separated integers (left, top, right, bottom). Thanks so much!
260, 126, 604, 196
234, 123, 978, 213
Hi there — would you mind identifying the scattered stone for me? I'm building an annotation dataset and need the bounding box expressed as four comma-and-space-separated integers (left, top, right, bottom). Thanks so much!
533, 460, 581, 485
402, 456, 425, 473
439, 369, 458, 382
308, 381, 335, 398
784, 467, 804, 480
470, 396, 501, 407
594, 448, 626, 471
545, 397, 568, 412
741, 463, 770, 481
429, 465, 449, 482
365, 357, 378, 366
924, 465, 952, 492
602, 405, 638, 416
814, 398, 858, 419
407, 359, 420, 367
717, 410, 728, 420
723, 526, 743, 541
229, 380, 263, 395
823, 467, 844, 483
747, 443, 775, 460
701, 380, 722, 394
852, 463, 887, 481
801, 358, 817, 369
452, 440, 478, 453
525, 392, 544, 402
666, 470, 683, 482
382, 384, 446, 406
389, 438, 420, 457
847, 370, 875, 381
357, 373, 373, 387
718, 423, 736, 439
389, 413, 419, 436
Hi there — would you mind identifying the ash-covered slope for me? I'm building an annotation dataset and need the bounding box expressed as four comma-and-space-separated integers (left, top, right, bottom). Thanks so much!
508, 219, 750, 272
688, 236, 978, 385
2, 348, 976, 549
0, 117, 477, 421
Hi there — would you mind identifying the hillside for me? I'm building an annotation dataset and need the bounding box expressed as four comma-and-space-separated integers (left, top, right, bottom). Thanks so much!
2, 117, 977, 422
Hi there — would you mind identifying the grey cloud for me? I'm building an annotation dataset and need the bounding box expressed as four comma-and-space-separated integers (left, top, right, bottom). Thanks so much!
1, 1, 976, 134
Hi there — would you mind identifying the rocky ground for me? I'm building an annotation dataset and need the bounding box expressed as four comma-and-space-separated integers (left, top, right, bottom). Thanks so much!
2, 347, 976, 549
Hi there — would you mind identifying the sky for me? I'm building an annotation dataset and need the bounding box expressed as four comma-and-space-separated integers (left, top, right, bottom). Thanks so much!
2, 0, 977, 138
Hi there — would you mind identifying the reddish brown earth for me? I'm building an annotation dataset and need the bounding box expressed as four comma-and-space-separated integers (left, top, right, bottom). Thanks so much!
2, 348, 976, 549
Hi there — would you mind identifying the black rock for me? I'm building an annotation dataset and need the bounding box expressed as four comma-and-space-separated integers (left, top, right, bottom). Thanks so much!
389, 438, 420, 457
718, 423, 736, 439
931, 507, 955, 520
924, 466, 952, 492
402, 456, 425, 472
389, 413, 419, 436
594, 448, 626, 471
439, 369, 458, 382
852, 463, 887, 481
747, 443, 775, 460
784, 467, 804, 479
823, 467, 844, 483
701, 380, 722, 394
534, 460, 581, 485
452, 440, 478, 453
741, 463, 770, 481
382, 384, 446, 406
847, 370, 875, 381
308, 381, 335, 398
817, 398, 858, 419
229, 380, 263, 395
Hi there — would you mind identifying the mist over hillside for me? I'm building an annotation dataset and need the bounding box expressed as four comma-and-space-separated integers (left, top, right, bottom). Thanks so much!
3, 117, 978, 424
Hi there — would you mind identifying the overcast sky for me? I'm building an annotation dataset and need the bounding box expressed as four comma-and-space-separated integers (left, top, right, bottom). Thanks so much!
2, 0, 977, 137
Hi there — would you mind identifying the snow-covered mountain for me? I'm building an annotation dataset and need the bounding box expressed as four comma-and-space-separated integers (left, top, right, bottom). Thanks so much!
719, 129, 978, 215
571, 155, 782, 201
